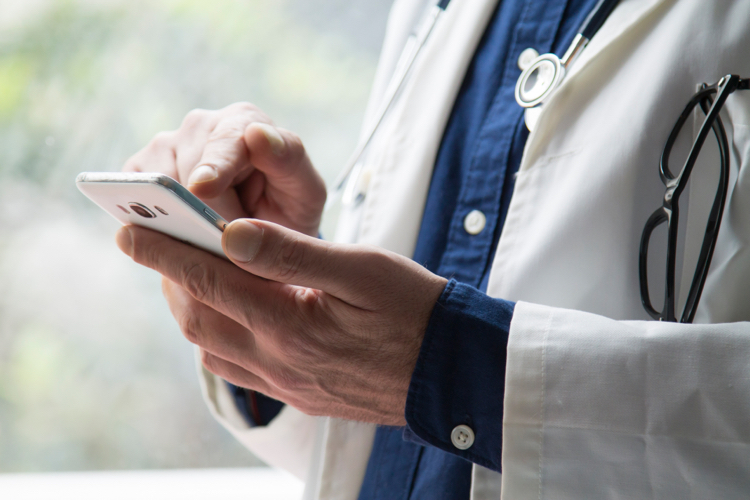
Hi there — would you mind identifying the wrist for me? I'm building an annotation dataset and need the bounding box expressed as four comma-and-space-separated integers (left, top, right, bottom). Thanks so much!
379, 274, 449, 426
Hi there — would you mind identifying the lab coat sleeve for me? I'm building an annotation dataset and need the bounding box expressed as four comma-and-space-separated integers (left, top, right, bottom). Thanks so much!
404, 280, 515, 472
502, 302, 750, 499
196, 355, 318, 481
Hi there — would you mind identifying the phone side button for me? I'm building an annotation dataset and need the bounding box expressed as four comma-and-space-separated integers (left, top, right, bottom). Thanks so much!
203, 208, 218, 221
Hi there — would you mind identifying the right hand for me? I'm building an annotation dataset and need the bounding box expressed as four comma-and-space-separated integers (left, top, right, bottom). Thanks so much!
115, 218, 448, 425
123, 102, 326, 237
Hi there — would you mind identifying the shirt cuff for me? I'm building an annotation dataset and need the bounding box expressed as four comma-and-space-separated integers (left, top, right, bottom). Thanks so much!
404, 280, 514, 472
226, 382, 285, 427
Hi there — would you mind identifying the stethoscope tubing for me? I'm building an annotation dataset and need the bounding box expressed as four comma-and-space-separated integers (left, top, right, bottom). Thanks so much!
331, 0, 452, 201
580, 0, 621, 40
331, 0, 618, 206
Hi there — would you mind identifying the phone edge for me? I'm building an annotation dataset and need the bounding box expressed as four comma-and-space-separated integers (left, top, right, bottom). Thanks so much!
76, 172, 228, 233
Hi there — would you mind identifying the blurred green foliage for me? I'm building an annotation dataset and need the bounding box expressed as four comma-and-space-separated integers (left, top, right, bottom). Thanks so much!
0, 0, 389, 472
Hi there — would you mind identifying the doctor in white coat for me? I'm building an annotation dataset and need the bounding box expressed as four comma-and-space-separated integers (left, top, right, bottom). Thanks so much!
117, 0, 750, 498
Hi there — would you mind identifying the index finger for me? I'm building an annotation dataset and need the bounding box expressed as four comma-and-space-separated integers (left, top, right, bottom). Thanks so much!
186, 115, 257, 198
115, 224, 291, 330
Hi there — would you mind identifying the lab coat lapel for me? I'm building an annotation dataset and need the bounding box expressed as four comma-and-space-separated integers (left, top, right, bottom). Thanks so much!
355, 0, 500, 258
521, 0, 668, 171
314, 1, 501, 499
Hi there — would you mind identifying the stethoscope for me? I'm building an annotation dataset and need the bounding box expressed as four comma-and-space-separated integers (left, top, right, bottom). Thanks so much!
331, 0, 619, 208
515, 0, 620, 131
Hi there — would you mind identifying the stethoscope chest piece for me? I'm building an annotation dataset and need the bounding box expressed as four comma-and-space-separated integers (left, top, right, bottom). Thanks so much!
513, 0, 622, 130
515, 53, 565, 109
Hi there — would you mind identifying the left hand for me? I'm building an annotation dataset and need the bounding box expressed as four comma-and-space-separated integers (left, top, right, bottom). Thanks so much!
122, 103, 326, 237
115, 219, 447, 425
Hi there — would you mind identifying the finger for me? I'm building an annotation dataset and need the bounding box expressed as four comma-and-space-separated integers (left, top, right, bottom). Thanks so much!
242, 124, 326, 224
162, 278, 260, 368
221, 218, 405, 304
173, 109, 220, 183
123, 131, 177, 176
173, 111, 249, 220
243, 124, 311, 182
117, 224, 289, 325
200, 349, 274, 395
187, 115, 271, 198
236, 169, 266, 214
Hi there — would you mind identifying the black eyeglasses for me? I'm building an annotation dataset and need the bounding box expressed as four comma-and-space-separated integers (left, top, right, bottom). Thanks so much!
639, 74, 749, 323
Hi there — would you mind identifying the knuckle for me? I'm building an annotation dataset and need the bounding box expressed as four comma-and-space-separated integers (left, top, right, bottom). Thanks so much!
207, 124, 245, 143
178, 311, 202, 345
273, 236, 306, 282
182, 108, 209, 128
122, 157, 142, 172
229, 101, 260, 115
200, 350, 217, 372
150, 131, 175, 148
129, 232, 158, 267
182, 262, 215, 302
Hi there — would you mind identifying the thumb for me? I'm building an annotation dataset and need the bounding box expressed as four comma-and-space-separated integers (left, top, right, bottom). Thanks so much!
221, 219, 376, 302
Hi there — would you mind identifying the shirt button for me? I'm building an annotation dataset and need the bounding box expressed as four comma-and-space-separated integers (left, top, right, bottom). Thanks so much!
463, 210, 486, 235
451, 425, 475, 450
518, 47, 540, 71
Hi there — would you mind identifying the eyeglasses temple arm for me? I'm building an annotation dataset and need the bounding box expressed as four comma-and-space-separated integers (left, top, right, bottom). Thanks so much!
679, 99, 731, 323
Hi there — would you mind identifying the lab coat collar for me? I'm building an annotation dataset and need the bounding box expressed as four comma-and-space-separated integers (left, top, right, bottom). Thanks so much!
522, 0, 668, 171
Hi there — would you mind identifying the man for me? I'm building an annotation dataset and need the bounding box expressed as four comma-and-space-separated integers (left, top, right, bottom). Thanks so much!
118, 0, 750, 498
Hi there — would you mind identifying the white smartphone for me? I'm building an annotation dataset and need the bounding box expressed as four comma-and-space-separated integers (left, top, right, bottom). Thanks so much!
76, 172, 228, 258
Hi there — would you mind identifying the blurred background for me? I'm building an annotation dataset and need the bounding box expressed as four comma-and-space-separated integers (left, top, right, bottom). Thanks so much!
0, 0, 391, 472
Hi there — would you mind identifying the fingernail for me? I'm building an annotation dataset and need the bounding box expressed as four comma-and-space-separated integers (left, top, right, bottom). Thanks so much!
254, 123, 286, 156
225, 220, 263, 263
188, 165, 218, 186
115, 226, 133, 256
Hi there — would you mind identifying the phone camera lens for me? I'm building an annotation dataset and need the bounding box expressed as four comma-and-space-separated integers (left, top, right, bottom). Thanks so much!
128, 203, 156, 218
154, 205, 169, 215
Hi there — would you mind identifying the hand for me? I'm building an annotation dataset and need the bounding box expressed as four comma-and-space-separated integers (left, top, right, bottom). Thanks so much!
123, 103, 326, 237
115, 220, 448, 425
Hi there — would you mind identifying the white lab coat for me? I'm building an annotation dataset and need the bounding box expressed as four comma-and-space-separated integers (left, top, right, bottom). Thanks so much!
199, 0, 750, 498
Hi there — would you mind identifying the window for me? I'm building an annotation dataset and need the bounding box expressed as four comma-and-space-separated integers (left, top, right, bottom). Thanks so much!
0, 0, 390, 475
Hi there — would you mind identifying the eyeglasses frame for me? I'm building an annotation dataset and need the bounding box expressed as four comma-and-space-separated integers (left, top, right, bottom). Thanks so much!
639, 74, 749, 323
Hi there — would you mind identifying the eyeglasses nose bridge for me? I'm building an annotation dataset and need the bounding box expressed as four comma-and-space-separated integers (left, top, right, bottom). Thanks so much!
662, 176, 686, 208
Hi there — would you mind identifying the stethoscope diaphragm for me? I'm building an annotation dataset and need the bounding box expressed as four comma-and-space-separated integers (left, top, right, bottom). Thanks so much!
515, 53, 566, 109
513, 0, 621, 130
